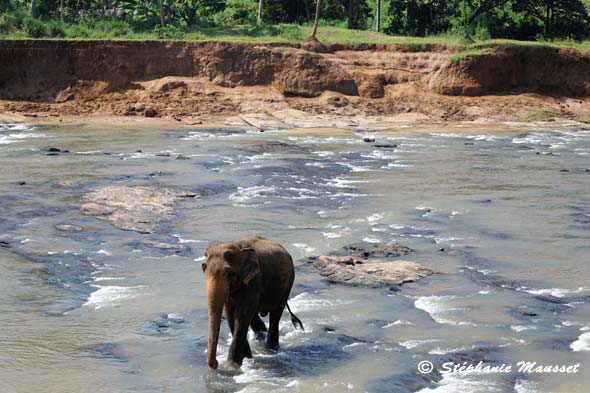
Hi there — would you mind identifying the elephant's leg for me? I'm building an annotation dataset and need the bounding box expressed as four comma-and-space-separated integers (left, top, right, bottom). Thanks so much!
225, 315, 251, 368
266, 307, 284, 351
224, 303, 235, 335
250, 314, 267, 341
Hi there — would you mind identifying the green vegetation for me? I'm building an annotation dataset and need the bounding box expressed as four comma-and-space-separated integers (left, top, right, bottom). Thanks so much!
1, 0, 590, 48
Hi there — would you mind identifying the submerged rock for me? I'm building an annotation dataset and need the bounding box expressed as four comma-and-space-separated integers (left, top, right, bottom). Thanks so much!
344, 242, 414, 259
314, 256, 432, 288
81, 186, 198, 234
55, 223, 84, 232
142, 240, 187, 252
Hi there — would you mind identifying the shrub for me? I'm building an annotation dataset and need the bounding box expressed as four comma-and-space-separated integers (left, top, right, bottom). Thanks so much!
23, 17, 48, 38
218, 0, 257, 25
46, 21, 66, 38
66, 23, 90, 38
153, 25, 185, 40
93, 19, 132, 38
0, 14, 16, 34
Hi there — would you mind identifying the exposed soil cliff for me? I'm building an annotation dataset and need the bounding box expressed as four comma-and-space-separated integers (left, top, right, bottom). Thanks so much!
1, 40, 589, 125
429, 46, 590, 96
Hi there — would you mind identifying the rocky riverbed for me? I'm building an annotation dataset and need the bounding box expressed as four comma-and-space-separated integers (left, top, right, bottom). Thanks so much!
0, 122, 589, 392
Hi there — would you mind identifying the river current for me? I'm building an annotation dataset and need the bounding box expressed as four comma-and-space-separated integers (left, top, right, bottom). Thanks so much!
0, 122, 588, 393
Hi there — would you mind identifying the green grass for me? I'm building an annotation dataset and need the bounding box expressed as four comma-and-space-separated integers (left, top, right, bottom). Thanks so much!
450, 47, 494, 62
2, 22, 590, 53
0, 22, 469, 45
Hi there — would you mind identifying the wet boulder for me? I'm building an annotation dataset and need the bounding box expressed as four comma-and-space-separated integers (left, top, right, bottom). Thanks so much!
314, 256, 432, 288
81, 186, 198, 234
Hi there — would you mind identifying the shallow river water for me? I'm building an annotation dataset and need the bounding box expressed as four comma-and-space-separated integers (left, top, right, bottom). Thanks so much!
0, 122, 589, 393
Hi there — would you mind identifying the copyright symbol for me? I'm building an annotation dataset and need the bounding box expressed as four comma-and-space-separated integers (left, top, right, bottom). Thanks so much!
418, 360, 434, 374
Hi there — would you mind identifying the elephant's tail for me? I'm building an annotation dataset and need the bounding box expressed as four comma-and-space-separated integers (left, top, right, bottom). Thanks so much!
286, 302, 304, 331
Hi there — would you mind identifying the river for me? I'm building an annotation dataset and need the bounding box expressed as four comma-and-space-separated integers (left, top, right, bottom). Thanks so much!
0, 122, 588, 393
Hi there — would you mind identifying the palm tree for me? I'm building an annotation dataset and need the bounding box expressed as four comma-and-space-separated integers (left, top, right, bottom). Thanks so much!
311, 0, 321, 38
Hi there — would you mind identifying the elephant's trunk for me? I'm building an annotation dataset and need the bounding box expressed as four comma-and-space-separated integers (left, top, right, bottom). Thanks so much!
206, 278, 228, 369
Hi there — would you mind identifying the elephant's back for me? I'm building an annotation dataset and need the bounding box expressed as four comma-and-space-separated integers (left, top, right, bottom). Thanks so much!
241, 236, 295, 308
240, 235, 293, 267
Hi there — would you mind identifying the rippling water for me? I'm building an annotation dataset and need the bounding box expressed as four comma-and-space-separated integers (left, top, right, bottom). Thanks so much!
0, 122, 589, 393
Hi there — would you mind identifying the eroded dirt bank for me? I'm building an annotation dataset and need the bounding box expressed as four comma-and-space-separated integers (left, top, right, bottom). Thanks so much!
1, 40, 590, 126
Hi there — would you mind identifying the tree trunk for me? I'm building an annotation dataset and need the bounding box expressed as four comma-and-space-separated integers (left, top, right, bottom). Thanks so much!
348, 0, 354, 29
257, 0, 263, 24
60, 0, 64, 22
159, 0, 165, 26
376, 0, 381, 32
29, 0, 37, 18
311, 0, 321, 38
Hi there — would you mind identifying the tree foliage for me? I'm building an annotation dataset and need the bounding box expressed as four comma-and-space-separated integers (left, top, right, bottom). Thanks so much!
0, 0, 588, 40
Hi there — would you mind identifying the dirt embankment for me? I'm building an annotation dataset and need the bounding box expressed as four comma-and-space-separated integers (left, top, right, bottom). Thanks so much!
1, 40, 589, 125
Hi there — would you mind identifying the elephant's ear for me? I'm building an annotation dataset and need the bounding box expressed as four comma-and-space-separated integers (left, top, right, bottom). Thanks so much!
240, 247, 259, 285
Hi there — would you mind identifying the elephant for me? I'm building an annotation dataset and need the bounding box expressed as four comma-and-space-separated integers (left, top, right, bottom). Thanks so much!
202, 235, 304, 370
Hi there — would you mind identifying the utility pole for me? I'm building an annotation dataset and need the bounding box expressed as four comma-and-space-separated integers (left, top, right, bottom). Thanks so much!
376, 0, 381, 32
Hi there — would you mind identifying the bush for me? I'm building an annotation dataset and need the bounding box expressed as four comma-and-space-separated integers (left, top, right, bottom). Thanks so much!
217, 0, 257, 25
0, 14, 16, 34
153, 24, 185, 40
66, 23, 90, 38
46, 21, 66, 38
93, 19, 133, 38
23, 17, 48, 38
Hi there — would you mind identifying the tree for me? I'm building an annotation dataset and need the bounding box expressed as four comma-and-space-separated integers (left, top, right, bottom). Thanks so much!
514, 0, 589, 38
311, 0, 321, 37
464, 0, 512, 34
258, 0, 263, 23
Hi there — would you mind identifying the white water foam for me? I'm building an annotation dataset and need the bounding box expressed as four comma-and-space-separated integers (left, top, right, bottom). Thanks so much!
428, 345, 476, 355
0, 124, 46, 145
292, 243, 316, 253
172, 234, 205, 243
414, 295, 475, 326
287, 292, 348, 313
511, 325, 537, 332
366, 213, 384, 224
382, 320, 414, 328
399, 339, 441, 349
229, 185, 276, 203
326, 177, 368, 188
84, 285, 146, 310
416, 372, 500, 393
514, 380, 541, 393
518, 286, 590, 298
570, 329, 590, 352
91, 276, 125, 282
